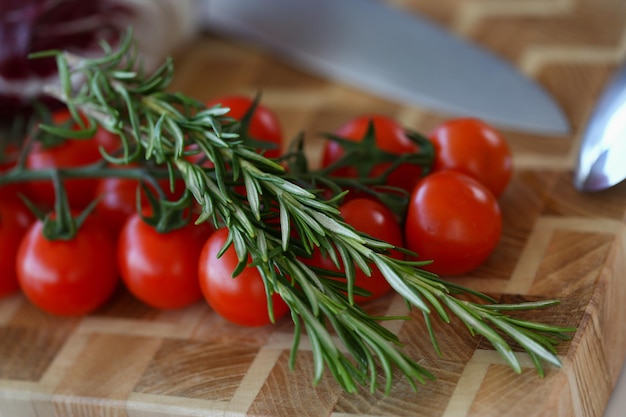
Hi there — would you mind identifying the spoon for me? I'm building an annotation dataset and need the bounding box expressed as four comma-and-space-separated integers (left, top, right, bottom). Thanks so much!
574, 63, 626, 192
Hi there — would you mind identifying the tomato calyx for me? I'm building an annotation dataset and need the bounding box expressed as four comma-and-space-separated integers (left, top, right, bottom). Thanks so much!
19, 170, 100, 241
321, 122, 433, 179
280, 124, 435, 219
322, 120, 434, 214
137, 182, 196, 234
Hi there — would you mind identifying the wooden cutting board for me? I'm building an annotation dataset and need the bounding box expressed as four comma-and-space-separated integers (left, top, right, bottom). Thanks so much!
2, 1, 626, 416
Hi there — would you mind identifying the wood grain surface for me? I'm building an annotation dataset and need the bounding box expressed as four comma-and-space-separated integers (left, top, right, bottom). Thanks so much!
2, 0, 626, 416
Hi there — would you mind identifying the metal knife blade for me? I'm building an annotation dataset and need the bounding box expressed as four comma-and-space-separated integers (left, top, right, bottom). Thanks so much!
195, 0, 570, 136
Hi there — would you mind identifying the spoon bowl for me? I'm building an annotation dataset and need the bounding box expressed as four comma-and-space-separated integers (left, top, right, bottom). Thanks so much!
574, 63, 626, 192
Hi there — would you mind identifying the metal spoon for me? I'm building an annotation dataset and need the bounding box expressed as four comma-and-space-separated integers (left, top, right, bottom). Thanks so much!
574, 63, 626, 192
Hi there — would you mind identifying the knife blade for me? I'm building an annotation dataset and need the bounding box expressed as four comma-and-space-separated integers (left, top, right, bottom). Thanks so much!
195, 0, 570, 136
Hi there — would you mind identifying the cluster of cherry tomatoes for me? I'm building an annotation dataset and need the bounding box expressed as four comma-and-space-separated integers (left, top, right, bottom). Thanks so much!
0, 95, 513, 327
320, 113, 512, 278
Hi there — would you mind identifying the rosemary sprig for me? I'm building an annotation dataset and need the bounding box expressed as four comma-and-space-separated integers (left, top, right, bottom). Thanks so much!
27, 31, 576, 393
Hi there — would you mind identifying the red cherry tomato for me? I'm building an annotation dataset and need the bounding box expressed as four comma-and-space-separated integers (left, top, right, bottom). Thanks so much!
25, 109, 121, 209
94, 176, 143, 235
0, 198, 34, 297
404, 170, 502, 276
16, 215, 119, 316
321, 115, 423, 193
205, 95, 283, 159
429, 118, 512, 197
52, 108, 122, 155
198, 227, 290, 327
94, 169, 187, 238
25, 138, 101, 209
117, 213, 213, 310
304, 198, 403, 303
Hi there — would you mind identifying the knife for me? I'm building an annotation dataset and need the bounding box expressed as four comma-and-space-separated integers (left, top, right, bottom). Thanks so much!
195, 0, 570, 136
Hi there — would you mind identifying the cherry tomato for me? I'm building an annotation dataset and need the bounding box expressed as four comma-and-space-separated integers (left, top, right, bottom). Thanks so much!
429, 118, 512, 197
0, 198, 34, 297
304, 198, 403, 303
321, 115, 423, 193
25, 109, 121, 209
52, 108, 122, 155
117, 213, 213, 310
198, 227, 290, 327
94, 176, 143, 235
205, 95, 283, 159
16, 215, 119, 316
25, 139, 101, 209
94, 167, 188, 240
404, 170, 502, 276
